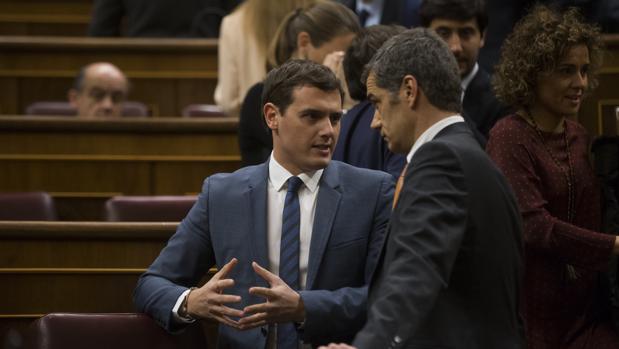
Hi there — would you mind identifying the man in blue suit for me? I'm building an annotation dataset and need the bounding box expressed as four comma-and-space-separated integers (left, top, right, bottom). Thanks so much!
134, 60, 394, 348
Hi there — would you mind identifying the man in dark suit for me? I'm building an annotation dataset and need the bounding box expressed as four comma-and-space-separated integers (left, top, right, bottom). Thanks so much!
420, 0, 510, 138
333, 25, 407, 179
336, 0, 420, 28
134, 60, 393, 348
89, 0, 241, 37
321, 28, 523, 349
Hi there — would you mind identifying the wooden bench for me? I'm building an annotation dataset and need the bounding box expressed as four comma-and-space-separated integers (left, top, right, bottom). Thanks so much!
0, 0, 91, 36
0, 116, 240, 220
0, 221, 217, 347
0, 36, 218, 116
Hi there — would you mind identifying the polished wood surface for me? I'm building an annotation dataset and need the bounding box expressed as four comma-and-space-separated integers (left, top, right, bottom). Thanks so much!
0, 0, 91, 36
0, 36, 218, 116
0, 221, 217, 346
1, 34, 618, 131
0, 116, 241, 219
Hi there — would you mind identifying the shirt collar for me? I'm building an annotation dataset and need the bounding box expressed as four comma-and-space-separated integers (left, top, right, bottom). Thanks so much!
356, 0, 383, 16
406, 115, 465, 163
461, 62, 479, 94
269, 153, 323, 193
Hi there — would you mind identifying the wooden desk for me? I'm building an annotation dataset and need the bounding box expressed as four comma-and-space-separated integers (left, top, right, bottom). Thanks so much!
0, 36, 218, 116
0, 116, 240, 219
0, 0, 91, 36
1, 34, 618, 133
0, 221, 216, 347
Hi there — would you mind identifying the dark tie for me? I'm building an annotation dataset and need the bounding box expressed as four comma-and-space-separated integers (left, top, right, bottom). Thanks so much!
358, 9, 370, 27
277, 176, 304, 349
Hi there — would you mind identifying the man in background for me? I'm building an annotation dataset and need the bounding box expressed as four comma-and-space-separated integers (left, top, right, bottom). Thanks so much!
337, 0, 420, 28
68, 62, 128, 118
333, 24, 406, 179
88, 0, 241, 37
420, 0, 510, 138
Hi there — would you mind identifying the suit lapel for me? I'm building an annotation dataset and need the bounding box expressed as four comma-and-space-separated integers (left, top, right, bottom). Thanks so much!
306, 163, 342, 289
371, 123, 467, 288
247, 162, 270, 287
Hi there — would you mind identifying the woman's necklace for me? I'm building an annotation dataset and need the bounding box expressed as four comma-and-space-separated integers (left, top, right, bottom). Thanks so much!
525, 109, 576, 222
524, 109, 579, 280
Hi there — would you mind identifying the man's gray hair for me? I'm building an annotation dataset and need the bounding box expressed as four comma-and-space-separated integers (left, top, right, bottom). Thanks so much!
363, 28, 462, 113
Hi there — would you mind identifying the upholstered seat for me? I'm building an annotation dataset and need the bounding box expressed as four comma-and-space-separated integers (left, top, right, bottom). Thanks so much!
0, 192, 57, 220
25, 101, 149, 117
104, 195, 197, 222
181, 104, 226, 117
26, 313, 207, 349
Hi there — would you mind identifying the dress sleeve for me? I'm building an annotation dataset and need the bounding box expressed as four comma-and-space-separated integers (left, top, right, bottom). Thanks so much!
213, 14, 241, 115
487, 123, 614, 271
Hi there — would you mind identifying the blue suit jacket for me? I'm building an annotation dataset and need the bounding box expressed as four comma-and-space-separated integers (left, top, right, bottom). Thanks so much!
333, 101, 406, 179
134, 160, 394, 348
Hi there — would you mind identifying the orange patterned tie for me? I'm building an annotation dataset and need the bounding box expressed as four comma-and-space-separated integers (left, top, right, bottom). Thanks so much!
392, 163, 408, 209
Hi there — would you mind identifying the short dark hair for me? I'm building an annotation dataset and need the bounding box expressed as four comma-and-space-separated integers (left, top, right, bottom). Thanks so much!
364, 28, 462, 113
343, 25, 406, 101
419, 0, 488, 34
71, 62, 130, 92
262, 59, 344, 115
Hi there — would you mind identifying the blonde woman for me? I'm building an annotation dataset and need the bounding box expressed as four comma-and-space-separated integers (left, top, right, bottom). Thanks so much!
238, 1, 361, 166
214, 0, 316, 115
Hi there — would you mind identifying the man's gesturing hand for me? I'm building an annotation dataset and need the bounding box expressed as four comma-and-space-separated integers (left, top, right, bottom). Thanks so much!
238, 262, 305, 330
186, 258, 244, 328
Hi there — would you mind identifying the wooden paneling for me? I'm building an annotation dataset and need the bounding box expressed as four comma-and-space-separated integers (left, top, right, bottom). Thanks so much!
576, 35, 619, 136
0, 221, 217, 346
0, 36, 218, 116
0, 0, 91, 36
0, 116, 240, 219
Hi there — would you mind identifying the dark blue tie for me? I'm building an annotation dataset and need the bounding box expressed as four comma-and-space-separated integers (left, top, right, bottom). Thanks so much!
277, 176, 303, 349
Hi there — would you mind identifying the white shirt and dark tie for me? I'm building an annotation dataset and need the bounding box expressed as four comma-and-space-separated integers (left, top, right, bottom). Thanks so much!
174, 154, 318, 348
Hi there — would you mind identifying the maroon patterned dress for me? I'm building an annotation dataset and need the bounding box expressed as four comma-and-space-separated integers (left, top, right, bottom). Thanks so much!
487, 114, 619, 349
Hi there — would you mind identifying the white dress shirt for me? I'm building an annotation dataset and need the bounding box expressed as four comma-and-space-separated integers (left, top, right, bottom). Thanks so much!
460, 62, 479, 102
267, 154, 322, 290
406, 115, 465, 163
356, 0, 384, 27
174, 154, 321, 348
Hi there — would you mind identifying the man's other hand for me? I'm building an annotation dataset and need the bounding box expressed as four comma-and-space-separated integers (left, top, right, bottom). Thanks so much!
186, 258, 244, 328
238, 261, 305, 329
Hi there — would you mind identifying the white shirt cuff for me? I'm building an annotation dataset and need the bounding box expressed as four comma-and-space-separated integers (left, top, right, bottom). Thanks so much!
172, 289, 195, 323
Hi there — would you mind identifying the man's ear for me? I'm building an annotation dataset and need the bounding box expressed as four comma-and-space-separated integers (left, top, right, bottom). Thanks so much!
264, 102, 280, 131
67, 89, 79, 107
402, 75, 419, 108
296, 31, 311, 59
480, 29, 486, 48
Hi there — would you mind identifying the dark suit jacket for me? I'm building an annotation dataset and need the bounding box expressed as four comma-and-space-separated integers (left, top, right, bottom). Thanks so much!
238, 82, 272, 167
336, 0, 419, 27
353, 122, 524, 349
463, 68, 511, 138
134, 160, 393, 348
88, 0, 241, 37
333, 100, 406, 179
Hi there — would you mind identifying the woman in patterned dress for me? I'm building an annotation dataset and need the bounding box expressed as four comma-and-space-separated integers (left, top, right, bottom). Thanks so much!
487, 5, 619, 348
